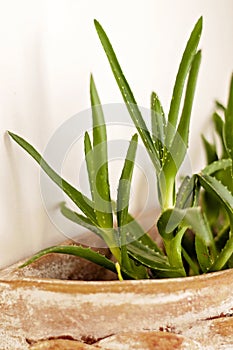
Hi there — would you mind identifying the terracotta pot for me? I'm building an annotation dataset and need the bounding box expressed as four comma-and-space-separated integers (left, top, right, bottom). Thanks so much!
0, 241, 233, 349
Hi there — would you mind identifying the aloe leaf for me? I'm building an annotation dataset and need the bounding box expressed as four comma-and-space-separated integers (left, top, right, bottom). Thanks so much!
224, 74, 233, 155
166, 227, 187, 275
159, 50, 201, 210
224, 73, 233, 175
125, 224, 168, 276
62, 205, 147, 279
215, 224, 230, 251
61, 202, 102, 236
60, 202, 118, 248
123, 215, 172, 275
20, 245, 117, 273
8, 132, 97, 224
215, 100, 226, 112
182, 248, 200, 275
166, 17, 202, 143
94, 20, 160, 172
176, 50, 202, 147
127, 240, 182, 274
195, 235, 212, 272
198, 173, 233, 230
200, 160, 232, 228
198, 174, 233, 269
163, 50, 202, 177
111, 200, 163, 254
209, 234, 233, 272
117, 134, 138, 241
213, 112, 224, 137
175, 175, 198, 209
201, 159, 232, 176
201, 135, 218, 164
84, 132, 95, 200
61, 206, 121, 263
151, 91, 166, 162
183, 209, 216, 255
126, 218, 163, 254
157, 207, 216, 259
157, 210, 191, 274
228, 254, 233, 268
90, 75, 113, 228
213, 112, 228, 159
157, 207, 216, 272
116, 133, 140, 274
122, 259, 149, 280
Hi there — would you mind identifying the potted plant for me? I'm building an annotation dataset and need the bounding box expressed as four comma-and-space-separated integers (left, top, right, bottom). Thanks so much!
1, 17, 233, 349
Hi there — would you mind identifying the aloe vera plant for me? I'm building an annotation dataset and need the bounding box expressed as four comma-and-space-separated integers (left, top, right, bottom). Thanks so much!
8, 18, 233, 279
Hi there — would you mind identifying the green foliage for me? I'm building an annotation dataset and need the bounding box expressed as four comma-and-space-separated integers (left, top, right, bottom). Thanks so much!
95, 18, 202, 210
8, 17, 233, 280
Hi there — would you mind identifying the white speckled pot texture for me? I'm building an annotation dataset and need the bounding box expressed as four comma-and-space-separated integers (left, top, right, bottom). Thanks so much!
0, 248, 233, 350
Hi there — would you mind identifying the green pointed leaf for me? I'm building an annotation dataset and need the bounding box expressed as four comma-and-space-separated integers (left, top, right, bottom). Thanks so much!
116, 134, 143, 276
157, 207, 215, 251
201, 159, 232, 176
127, 239, 182, 274
224, 73, 233, 176
195, 235, 213, 272
166, 227, 187, 275
90, 75, 113, 228
151, 91, 166, 162
61, 202, 121, 261
215, 100, 226, 112
176, 50, 202, 147
213, 112, 228, 159
123, 215, 172, 275
198, 173, 233, 269
111, 201, 163, 254
61, 202, 100, 234
215, 224, 230, 251
160, 50, 201, 210
163, 50, 202, 177
60, 206, 146, 279
201, 134, 218, 164
126, 218, 163, 254
20, 245, 117, 273
213, 112, 225, 143
213, 112, 224, 136
198, 173, 233, 229
158, 206, 216, 272
209, 234, 233, 272
84, 131, 95, 200
117, 134, 138, 241
8, 131, 97, 224
122, 259, 149, 280
94, 20, 160, 172
227, 253, 233, 268
175, 175, 198, 209
166, 17, 202, 142
182, 248, 200, 275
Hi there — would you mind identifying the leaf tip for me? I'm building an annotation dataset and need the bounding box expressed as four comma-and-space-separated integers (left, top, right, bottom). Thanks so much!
7, 131, 19, 142
94, 19, 101, 32
197, 16, 203, 29
132, 133, 138, 142
90, 73, 95, 90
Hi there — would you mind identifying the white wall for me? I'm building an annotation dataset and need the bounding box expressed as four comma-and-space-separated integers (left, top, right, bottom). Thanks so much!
1, 0, 233, 268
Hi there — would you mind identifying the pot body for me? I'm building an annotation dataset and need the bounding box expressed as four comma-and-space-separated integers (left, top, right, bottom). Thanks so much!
0, 252, 233, 349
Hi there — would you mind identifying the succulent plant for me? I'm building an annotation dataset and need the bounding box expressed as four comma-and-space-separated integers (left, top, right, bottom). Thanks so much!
8, 17, 233, 280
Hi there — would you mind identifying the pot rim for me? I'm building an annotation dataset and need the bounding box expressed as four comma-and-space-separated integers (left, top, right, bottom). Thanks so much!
1, 267, 232, 294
